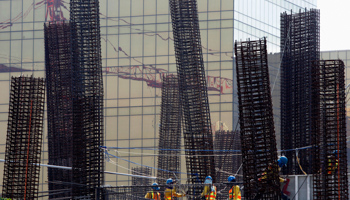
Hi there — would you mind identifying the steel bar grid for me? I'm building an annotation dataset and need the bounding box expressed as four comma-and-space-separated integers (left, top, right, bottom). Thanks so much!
102, 186, 151, 200
131, 167, 152, 199
280, 9, 320, 175
70, 0, 104, 199
235, 38, 280, 200
157, 75, 182, 184
44, 21, 74, 199
2, 76, 45, 199
214, 130, 242, 200
312, 60, 349, 200
168, 0, 216, 196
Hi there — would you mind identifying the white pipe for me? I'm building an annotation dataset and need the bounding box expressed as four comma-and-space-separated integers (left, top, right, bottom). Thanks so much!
295, 175, 299, 200
307, 175, 310, 200
0, 159, 156, 180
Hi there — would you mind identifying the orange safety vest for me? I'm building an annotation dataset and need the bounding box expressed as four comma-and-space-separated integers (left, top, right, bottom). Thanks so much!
228, 185, 241, 200
204, 186, 217, 200
145, 191, 161, 199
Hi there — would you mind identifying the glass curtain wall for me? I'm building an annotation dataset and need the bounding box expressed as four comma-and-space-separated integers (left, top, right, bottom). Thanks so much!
0, 0, 317, 191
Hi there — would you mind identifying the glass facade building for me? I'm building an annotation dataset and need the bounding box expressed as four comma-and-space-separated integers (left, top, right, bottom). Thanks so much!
0, 0, 319, 193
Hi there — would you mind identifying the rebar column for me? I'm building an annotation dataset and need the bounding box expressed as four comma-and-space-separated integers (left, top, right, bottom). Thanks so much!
44, 21, 74, 199
235, 38, 280, 200
312, 60, 348, 200
2, 76, 45, 200
280, 9, 320, 175
70, 0, 104, 198
157, 75, 182, 184
168, 0, 216, 195
214, 130, 242, 200
132, 167, 152, 199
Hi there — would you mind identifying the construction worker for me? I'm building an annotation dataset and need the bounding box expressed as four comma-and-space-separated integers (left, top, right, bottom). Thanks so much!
201, 176, 217, 200
258, 162, 286, 183
327, 154, 339, 175
255, 156, 289, 200
145, 182, 161, 199
227, 175, 241, 200
164, 178, 186, 199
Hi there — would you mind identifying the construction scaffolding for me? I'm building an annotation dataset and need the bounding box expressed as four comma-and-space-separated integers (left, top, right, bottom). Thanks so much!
70, 0, 104, 199
157, 75, 182, 184
2, 76, 45, 199
169, 0, 216, 196
312, 60, 349, 200
235, 38, 280, 200
280, 9, 320, 175
214, 130, 242, 200
44, 21, 74, 199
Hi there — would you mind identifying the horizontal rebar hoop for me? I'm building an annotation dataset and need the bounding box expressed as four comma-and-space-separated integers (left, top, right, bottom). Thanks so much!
157, 75, 182, 185
44, 21, 74, 199
2, 76, 45, 199
280, 9, 320, 175
169, 0, 216, 196
312, 60, 349, 200
235, 38, 280, 200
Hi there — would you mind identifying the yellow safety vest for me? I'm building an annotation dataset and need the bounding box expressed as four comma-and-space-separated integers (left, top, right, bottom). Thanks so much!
164, 188, 185, 199
228, 185, 241, 200
204, 186, 217, 200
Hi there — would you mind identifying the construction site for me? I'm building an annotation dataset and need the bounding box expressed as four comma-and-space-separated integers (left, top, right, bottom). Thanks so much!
0, 0, 349, 199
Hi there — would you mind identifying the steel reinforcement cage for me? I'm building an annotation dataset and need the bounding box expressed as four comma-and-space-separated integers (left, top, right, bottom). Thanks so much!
70, 0, 104, 199
44, 21, 74, 199
312, 60, 349, 200
280, 9, 320, 175
214, 130, 242, 200
234, 38, 280, 200
168, 0, 216, 195
131, 167, 152, 199
101, 183, 236, 200
2, 76, 45, 199
157, 75, 182, 184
